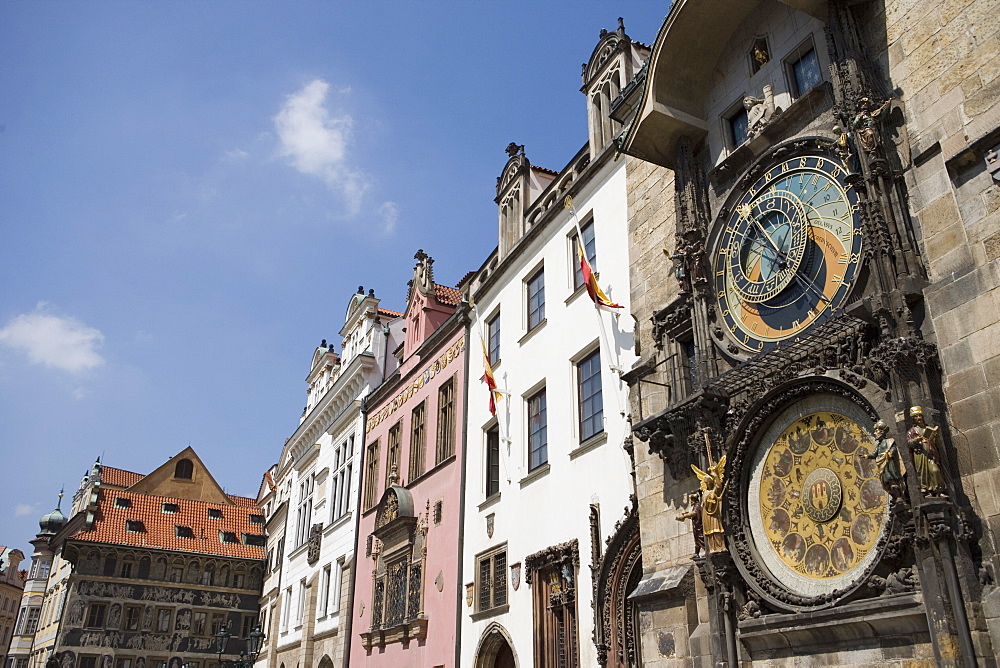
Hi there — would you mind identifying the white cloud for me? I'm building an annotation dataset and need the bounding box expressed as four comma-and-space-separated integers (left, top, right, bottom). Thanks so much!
72, 387, 90, 400
378, 201, 400, 235
14, 503, 36, 517
224, 148, 249, 161
0, 304, 105, 372
274, 79, 370, 214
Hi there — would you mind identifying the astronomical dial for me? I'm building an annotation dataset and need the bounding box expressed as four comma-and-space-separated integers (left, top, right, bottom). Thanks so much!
746, 396, 889, 599
714, 154, 863, 353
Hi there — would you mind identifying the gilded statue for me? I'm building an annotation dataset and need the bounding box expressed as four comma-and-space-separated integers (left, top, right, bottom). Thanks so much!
906, 406, 946, 496
675, 491, 705, 557
692, 454, 727, 553
851, 96, 892, 157
866, 420, 906, 498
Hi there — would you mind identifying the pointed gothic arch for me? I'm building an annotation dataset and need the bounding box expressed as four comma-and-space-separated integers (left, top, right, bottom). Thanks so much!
473, 621, 519, 668
593, 503, 643, 668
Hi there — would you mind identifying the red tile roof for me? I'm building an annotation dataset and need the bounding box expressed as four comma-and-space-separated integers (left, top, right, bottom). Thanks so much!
101, 466, 145, 489
263, 470, 276, 492
378, 307, 403, 318
531, 165, 559, 176
456, 270, 476, 288
434, 283, 463, 306
73, 489, 265, 560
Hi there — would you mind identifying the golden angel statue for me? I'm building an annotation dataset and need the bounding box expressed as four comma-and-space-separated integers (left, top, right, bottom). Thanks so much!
692, 454, 727, 553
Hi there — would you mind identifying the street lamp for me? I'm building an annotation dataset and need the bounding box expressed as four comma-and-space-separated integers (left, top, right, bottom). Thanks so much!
215, 624, 266, 668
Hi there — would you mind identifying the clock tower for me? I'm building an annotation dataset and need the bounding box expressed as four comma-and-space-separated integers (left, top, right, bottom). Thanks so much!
615, 0, 1000, 665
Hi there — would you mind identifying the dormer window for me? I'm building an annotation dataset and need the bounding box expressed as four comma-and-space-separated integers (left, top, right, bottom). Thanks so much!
208, 508, 223, 520
219, 531, 239, 544
162, 502, 179, 514
176, 525, 194, 539
249, 514, 265, 525
115, 497, 131, 509
174, 458, 193, 480
126, 520, 145, 533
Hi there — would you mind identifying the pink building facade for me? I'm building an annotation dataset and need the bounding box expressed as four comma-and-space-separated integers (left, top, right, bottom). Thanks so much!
350, 251, 468, 668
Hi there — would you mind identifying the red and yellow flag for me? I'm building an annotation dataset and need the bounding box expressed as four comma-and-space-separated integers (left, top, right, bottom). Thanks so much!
578, 241, 623, 309
481, 336, 502, 416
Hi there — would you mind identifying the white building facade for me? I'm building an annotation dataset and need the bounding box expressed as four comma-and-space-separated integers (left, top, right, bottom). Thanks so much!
460, 23, 646, 668
257, 289, 401, 668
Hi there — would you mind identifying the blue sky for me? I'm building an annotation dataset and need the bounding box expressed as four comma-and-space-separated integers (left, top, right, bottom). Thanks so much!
0, 2, 669, 550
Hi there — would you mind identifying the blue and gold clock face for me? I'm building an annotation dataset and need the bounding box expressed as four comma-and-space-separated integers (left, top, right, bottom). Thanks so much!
714, 154, 863, 353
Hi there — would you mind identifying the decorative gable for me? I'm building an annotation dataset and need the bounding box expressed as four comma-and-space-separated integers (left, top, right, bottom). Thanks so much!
126, 446, 233, 506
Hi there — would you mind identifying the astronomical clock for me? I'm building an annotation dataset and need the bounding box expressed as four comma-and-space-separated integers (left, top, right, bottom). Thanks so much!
710, 152, 863, 355
707, 143, 895, 610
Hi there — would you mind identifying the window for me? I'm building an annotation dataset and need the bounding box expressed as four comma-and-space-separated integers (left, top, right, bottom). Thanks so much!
320, 564, 332, 618
282, 587, 292, 631
155, 608, 171, 632
331, 436, 354, 522
436, 377, 456, 463
125, 606, 142, 631
78, 658, 98, 668
207, 508, 223, 520
192, 611, 207, 636
476, 547, 508, 612
202, 566, 215, 585
244, 533, 266, 547
365, 490, 426, 643
249, 513, 265, 525
297, 579, 306, 624
409, 402, 426, 481
295, 473, 315, 547
528, 388, 548, 470
364, 439, 380, 510
485, 425, 500, 498
120, 560, 134, 578
571, 220, 597, 290
232, 572, 246, 588
114, 497, 130, 508
116, 660, 133, 668
162, 502, 179, 514
220, 531, 239, 544
240, 614, 256, 639
386, 421, 402, 486
332, 559, 344, 615
86, 603, 107, 629
174, 458, 194, 479
176, 525, 194, 539
728, 105, 749, 148
125, 520, 145, 533
526, 268, 545, 330
789, 47, 822, 97
210, 612, 226, 635
169, 565, 183, 582
486, 312, 501, 365
18, 606, 40, 634
577, 349, 604, 442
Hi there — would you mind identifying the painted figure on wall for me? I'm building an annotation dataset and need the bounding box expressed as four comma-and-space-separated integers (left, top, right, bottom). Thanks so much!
906, 406, 946, 496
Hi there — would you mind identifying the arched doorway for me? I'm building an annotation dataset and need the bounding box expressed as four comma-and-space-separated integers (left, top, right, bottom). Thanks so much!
474, 622, 519, 668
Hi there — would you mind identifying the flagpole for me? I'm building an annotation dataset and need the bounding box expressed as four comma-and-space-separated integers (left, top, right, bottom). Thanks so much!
472, 301, 512, 484
563, 196, 628, 420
